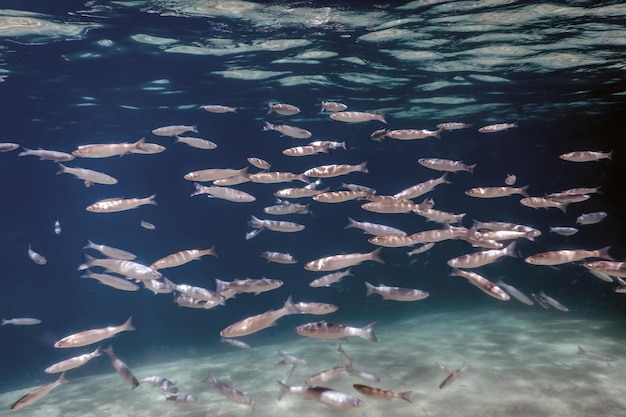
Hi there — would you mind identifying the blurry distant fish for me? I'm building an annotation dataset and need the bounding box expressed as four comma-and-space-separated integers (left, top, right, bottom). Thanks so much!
56, 163, 118, 187
45, 346, 102, 374
549, 226, 578, 236
353, 384, 412, 403
86, 194, 157, 213
152, 124, 197, 137
54, 317, 135, 348
80, 270, 140, 292
221, 337, 251, 349
245, 228, 263, 240
140, 220, 156, 230
150, 246, 218, 270
10, 372, 68, 410
438, 363, 468, 389
450, 269, 510, 301
577, 346, 618, 362
102, 345, 139, 389
0, 142, 19, 152
576, 211, 607, 225
494, 280, 534, 305
505, 174, 516, 185
329, 111, 386, 124
478, 122, 517, 133
247, 157, 271, 170
262, 122, 312, 139
54, 220, 61, 235
268, 103, 300, 115
19, 147, 74, 161
436, 122, 472, 130
304, 248, 384, 272
407, 243, 435, 257
202, 105, 237, 113
204, 375, 256, 407
277, 381, 362, 409
174, 136, 217, 150
140, 376, 179, 393
2, 317, 41, 326
539, 291, 569, 311
260, 251, 298, 264
276, 351, 308, 367
83, 240, 136, 260
559, 150, 612, 162
165, 394, 197, 403
28, 244, 47, 265
220, 296, 299, 338
531, 292, 552, 309
295, 321, 378, 342
320, 101, 348, 112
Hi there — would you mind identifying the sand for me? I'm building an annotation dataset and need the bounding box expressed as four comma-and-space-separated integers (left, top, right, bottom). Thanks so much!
1, 307, 625, 417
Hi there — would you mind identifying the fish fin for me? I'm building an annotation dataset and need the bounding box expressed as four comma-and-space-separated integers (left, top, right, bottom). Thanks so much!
361, 322, 378, 342
577, 345, 585, 355
359, 161, 368, 174
468, 163, 477, 174
77, 253, 97, 270
283, 296, 300, 315
262, 121, 273, 131
276, 380, 291, 400
344, 217, 357, 230
364, 281, 376, 297
147, 194, 158, 206
369, 247, 385, 264
434, 129, 443, 139
1, 319, 6, 326
598, 246, 614, 261
399, 391, 413, 403
56, 163, 67, 174
122, 316, 136, 332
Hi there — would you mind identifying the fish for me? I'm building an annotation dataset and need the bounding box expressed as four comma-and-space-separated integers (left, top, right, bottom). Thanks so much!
18, 148, 74, 161
144, 278, 175, 295
465, 185, 529, 198
10, 372, 69, 410
520, 196, 568, 213
184, 166, 249, 182
439, 363, 468, 389
174, 136, 217, 149
295, 321, 378, 342
0, 142, 19, 152
313, 190, 371, 203
303, 162, 368, 178
274, 179, 327, 199
151, 124, 197, 136
78, 255, 162, 281
245, 228, 263, 240
539, 291, 569, 311
216, 278, 283, 295
494, 280, 534, 305
247, 157, 271, 170
364, 282, 429, 301
532, 292, 552, 309
361, 197, 422, 214
150, 246, 218, 270
268, 103, 300, 115
191, 183, 256, 202
309, 269, 353, 288
248, 171, 309, 184
320, 101, 348, 112
45, 346, 102, 373
260, 251, 298, 264
586, 268, 614, 282
86, 194, 157, 213
262, 122, 312, 139
418, 157, 476, 173
283, 143, 330, 156
577, 346, 618, 362
368, 234, 420, 248
436, 122, 472, 130
221, 337, 251, 349
82, 240, 136, 260
344, 217, 406, 236
505, 174, 517, 185
220, 296, 299, 338
54, 317, 135, 348
469, 229, 534, 242
471, 220, 541, 237
305, 366, 348, 384
393, 173, 451, 200
559, 150, 612, 162
549, 226, 578, 236
407, 243, 436, 257
248, 216, 305, 232
56, 163, 118, 187
447, 242, 517, 269
140, 376, 179, 393
450, 269, 510, 301
352, 384, 412, 403
264, 199, 310, 215
293, 302, 338, 315
304, 248, 384, 272
409, 225, 468, 244
165, 394, 198, 403
386, 128, 441, 140
140, 220, 155, 230
202, 104, 237, 113
525, 247, 612, 266
54, 220, 61, 235
308, 140, 346, 150
28, 244, 47, 265
477, 122, 517, 133
80, 270, 140, 292
127, 142, 165, 154
276, 350, 309, 367
1, 318, 42, 326
175, 284, 223, 302
213, 175, 250, 186
370, 128, 389, 141
72, 138, 150, 158
276, 382, 362, 408
414, 208, 466, 224
329, 111, 386, 124
102, 345, 139, 388
205, 375, 256, 407
583, 261, 626, 277
576, 211, 607, 225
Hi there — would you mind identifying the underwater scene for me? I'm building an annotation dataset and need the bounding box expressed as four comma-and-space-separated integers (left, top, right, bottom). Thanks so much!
1, 0, 626, 416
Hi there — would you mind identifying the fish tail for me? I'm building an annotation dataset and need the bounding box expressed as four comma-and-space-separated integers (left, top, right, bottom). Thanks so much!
267, 104, 274, 115
102, 345, 114, 356
77, 253, 97, 270
364, 281, 376, 297
208, 245, 218, 259
597, 246, 614, 261
344, 217, 357, 230
298, 174, 311, 184
262, 121, 274, 131
82, 239, 95, 250
17, 147, 32, 157
56, 163, 67, 175
148, 194, 158, 206
190, 182, 204, 197
215, 279, 229, 295
133, 137, 147, 152
577, 345, 585, 355
359, 161, 369, 174
519, 185, 530, 198
440, 172, 452, 185
276, 380, 291, 400
360, 322, 378, 342
368, 247, 385, 264
399, 391, 413, 403
504, 241, 517, 258
122, 316, 136, 332
434, 128, 443, 139
248, 215, 264, 228
468, 163, 477, 174
192, 124, 199, 133
1, 319, 6, 326
377, 114, 387, 124
607, 150, 613, 161
283, 295, 300, 316
57, 372, 70, 385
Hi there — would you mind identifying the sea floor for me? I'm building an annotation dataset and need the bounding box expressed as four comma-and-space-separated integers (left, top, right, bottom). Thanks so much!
1, 308, 625, 417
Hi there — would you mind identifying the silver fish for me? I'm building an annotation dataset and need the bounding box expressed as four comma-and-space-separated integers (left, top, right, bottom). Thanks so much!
10, 372, 69, 410
102, 345, 139, 389
577, 346, 618, 362
205, 375, 255, 407
439, 363, 468, 389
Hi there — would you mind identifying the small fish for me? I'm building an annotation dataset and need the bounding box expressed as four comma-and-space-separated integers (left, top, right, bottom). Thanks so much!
353, 384, 412, 403
450, 269, 510, 301
345, 218, 407, 236
407, 243, 435, 257
539, 291, 569, 312
221, 337, 251, 349
309, 269, 353, 288
293, 301, 338, 315
220, 296, 299, 338
2, 317, 42, 326
418, 157, 475, 173
439, 363, 468, 389
295, 321, 377, 342
78, 256, 162, 281
19, 148, 74, 161
140, 376, 179, 393
364, 282, 429, 301
305, 366, 347, 384
505, 174, 517, 185
216, 278, 283, 295
576, 211, 607, 225
10, 372, 69, 410
268, 103, 301, 115
45, 346, 102, 373
0, 142, 19, 152
165, 394, 197, 403
174, 136, 217, 150
370, 129, 389, 141
494, 280, 534, 305
140, 220, 156, 230
260, 251, 298, 264
102, 345, 139, 389
559, 150, 612, 162
262, 122, 312, 139
202, 105, 237, 113
205, 375, 255, 407
478, 122, 517, 133
329, 111, 386, 124
72, 138, 149, 158
436, 122, 472, 130
86, 195, 157, 213
532, 292, 552, 309
175, 284, 222, 302
320, 101, 348, 112
245, 228, 263, 240
549, 226, 578, 236
304, 162, 368, 178
304, 248, 384, 272
184, 166, 249, 182
191, 183, 256, 202
525, 247, 612, 266
447, 242, 517, 269
465, 185, 529, 198
82, 240, 136, 260
54, 317, 135, 348
54, 220, 61, 235
150, 246, 218, 270
247, 157, 271, 170
248, 216, 305, 232
56, 163, 118, 187
276, 350, 309, 367
28, 244, 47, 265
577, 346, 618, 362
277, 382, 362, 408
152, 124, 197, 137
520, 196, 568, 213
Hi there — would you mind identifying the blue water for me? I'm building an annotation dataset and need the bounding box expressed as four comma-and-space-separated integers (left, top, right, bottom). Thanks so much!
1, 0, 625, 399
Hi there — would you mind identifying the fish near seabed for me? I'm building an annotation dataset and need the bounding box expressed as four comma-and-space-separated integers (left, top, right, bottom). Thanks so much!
439, 363, 468, 389
10, 372, 69, 410
102, 345, 139, 389
54, 316, 135, 348
352, 384, 412, 403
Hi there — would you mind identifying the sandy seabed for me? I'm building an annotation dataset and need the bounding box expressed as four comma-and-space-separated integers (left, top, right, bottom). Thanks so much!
1, 308, 625, 417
